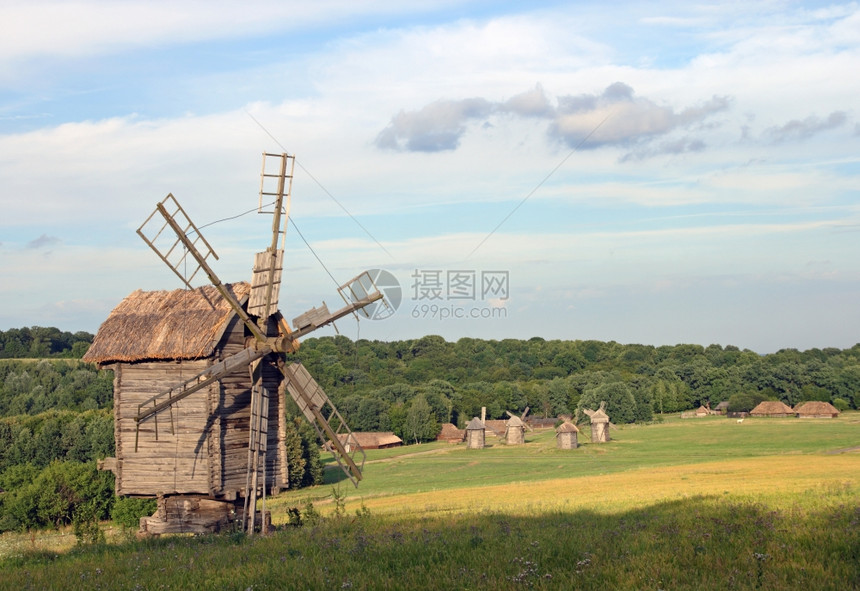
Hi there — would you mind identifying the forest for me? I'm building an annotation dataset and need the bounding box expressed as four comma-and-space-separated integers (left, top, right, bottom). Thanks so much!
286, 335, 859, 442
0, 326, 858, 535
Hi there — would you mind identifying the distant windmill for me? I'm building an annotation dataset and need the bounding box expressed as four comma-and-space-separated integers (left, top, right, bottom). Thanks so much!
504, 407, 532, 445
465, 417, 486, 449
581, 401, 611, 443
555, 420, 579, 449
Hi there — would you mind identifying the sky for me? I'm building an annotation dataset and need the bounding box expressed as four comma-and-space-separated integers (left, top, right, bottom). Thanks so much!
1, 0, 858, 354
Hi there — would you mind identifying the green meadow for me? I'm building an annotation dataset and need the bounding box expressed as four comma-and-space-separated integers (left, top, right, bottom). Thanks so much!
1, 413, 858, 590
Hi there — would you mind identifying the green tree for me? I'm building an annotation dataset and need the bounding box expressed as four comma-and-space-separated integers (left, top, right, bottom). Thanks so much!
403, 394, 438, 444
579, 381, 637, 424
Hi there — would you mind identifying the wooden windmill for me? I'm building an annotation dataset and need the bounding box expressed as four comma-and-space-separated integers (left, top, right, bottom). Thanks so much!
85, 153, 384, 535
555, 420, 579, 449
581, 401, 611, 443
503, 407, 532, 445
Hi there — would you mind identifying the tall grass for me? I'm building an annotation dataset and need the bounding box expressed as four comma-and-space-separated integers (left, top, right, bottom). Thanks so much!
1, 413, 857, 590
1, 484, 857, 590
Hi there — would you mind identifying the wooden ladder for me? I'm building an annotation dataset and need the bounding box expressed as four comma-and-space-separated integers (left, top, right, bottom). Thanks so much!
243, 360, 270, 534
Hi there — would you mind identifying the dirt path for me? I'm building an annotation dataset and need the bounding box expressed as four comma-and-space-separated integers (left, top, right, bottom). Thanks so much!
824, 445, 860, 454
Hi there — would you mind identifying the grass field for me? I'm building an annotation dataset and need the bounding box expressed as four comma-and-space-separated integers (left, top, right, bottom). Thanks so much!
1, 413, 858, 590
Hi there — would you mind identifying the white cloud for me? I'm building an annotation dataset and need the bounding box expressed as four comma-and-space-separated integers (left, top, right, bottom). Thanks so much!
1, 1, 859, 351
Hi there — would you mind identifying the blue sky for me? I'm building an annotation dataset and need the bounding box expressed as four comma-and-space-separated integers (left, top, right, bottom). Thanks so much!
1, 0, 858, 353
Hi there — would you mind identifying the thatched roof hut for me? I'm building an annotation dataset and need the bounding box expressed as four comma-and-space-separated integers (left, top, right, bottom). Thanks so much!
750, 400, 795, 417
338, 432, 402, 450
504, 415, 525, 445
694, 405, 710, 417
83, 282, 289, 534
794, 401, 840, 418
465, 417, 486, 449
715, 400, 730, 414
437, 423, 465, 443
555, 421, 579, 449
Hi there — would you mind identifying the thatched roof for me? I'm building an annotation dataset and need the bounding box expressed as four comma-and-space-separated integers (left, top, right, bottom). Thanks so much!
794, 401, 840, 416
506, 415, 525, 428
437, 423, 465, 441
585, 408, 609, 421
750, 400, 794, 416
556, 421, 579, 433
83, 283, 252, 364
466, 417, 485, 430
339, 432, 403, 448
715, 400, 730, 410
695, 405, 710, 415
484, 419, 507, 436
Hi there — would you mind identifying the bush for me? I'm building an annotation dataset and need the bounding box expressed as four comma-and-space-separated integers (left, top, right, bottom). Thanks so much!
832, 398, 850, 412
73, 501, 105, 545
727, 391, 772, 413
0, 461, 113, 531
111, 496, 157, 529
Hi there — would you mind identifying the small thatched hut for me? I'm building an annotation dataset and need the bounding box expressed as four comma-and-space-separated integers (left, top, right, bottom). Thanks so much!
715, 401, 730, 415
437, 423, 465, 443
83, 283, 289, 533
694, 405, 711, 417
794, 401, 840, 418
750, 400, 795, 417
504, 415, 525, 445
556, 421, 579, 449
465, 417, 486, 449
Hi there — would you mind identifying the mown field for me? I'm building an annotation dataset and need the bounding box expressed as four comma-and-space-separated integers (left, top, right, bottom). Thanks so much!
1, 413, 858, 590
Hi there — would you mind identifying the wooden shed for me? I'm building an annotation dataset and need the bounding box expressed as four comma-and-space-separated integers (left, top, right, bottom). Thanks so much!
83, 283, 289, 532
465, 417, 486, 449
750, 400, 795, 417
555, 421, 579, 449
504, 415, 525, 445
794, 401, 840, 418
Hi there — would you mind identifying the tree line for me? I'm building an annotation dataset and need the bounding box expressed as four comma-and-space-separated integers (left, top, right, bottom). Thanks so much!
0, 326, 94, 359
286, 335, 860, 443
1, 329, 857, 534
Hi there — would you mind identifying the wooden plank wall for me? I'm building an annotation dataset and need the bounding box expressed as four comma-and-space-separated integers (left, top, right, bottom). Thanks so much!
116, 359, 212, 496
217, 315, 288, 496
114, 312, 288, 499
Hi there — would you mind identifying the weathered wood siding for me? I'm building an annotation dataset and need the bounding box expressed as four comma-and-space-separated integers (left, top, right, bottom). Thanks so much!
216, 315, 287, 496
114, 313, 287, 499
115, 359, 213, 496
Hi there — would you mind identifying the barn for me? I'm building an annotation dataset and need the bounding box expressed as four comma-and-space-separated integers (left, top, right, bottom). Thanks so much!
794, 401, 840, 418
750, 400, 795, 417
83, 282, 289, 532
339, 432, 403, 450
437, 423, 465, 443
